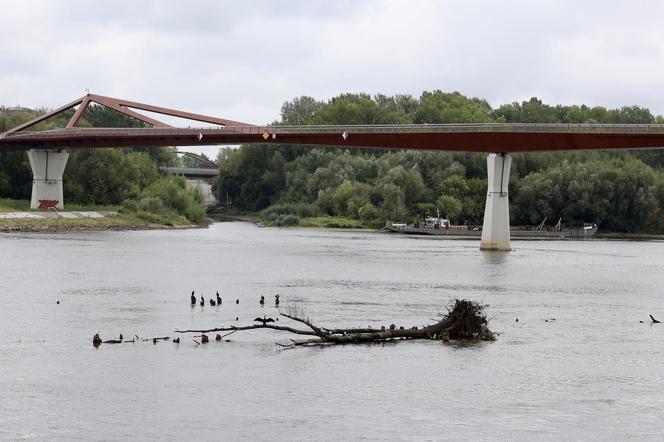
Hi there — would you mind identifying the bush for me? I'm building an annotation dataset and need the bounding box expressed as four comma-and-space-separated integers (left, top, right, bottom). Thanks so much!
138, 196, 167, 214
274, 214, 299, 226
122, 199, 139, 212
121, 176, 206, 224
262, 202, 319, 218
358, 203, 379, 221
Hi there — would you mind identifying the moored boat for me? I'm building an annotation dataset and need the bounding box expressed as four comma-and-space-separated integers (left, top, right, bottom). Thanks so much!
384, 214, 598, 239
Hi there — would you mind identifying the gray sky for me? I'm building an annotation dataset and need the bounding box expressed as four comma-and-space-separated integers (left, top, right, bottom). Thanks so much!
2, 1, 664, 134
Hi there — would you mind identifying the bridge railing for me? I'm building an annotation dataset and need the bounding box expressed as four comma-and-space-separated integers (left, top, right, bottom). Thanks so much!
6, 123, 664, 139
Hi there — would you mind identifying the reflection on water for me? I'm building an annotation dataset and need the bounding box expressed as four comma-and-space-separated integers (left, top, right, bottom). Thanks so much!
1, 223, 663, 440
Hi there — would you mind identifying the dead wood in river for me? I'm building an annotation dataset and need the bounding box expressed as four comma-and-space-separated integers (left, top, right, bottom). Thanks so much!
175, 299, 495, 347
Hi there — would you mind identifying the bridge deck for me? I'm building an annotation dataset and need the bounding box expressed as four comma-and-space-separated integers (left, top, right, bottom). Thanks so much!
4, 124, 664, 152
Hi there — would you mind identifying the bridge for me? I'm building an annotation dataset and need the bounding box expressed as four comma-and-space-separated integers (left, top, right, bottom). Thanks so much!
3, 93, 664, 251
162, 152, 219, 206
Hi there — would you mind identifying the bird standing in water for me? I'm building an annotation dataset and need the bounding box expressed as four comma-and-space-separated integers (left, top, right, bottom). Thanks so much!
275, 294, 280, 306
200, 296, 205, 307
216, 291, 222, 304
210, 298, 216, 306
191, 291, 196, 305
259, 295, 265, 305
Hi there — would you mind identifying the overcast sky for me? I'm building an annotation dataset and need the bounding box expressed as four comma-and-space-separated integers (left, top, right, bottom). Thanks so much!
3, 1, 664, 131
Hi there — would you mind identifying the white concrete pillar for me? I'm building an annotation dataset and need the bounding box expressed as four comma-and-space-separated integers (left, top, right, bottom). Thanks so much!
27, 148, 69, 209
480, 153, 512, 251
185, 178, 216, 206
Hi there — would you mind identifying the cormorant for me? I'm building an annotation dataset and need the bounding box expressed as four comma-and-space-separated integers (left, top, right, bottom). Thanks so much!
236, 299, 239, 304
119, 333, 123, 341
191, 291, 196, 305
210, 298, 216, 306
259, 295, 265, 305
201, 334, 209, 343
200, 297, 205, 307
93, 333, 102, 346
254, 315, 275, 326
216, 292, 222, 304
173, 337, 180, 344
56, 300, 60, 304
651, 314, 661, 324
275, 294, 280, 306
216, 334, 222, 341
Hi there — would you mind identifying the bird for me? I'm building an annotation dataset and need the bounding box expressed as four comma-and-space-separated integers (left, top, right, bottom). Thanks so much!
210, 298, 216, 306
651, 314, 661, 324
201, 334, 209, 343
389, 324, 396, 330
191, 291, 196, 305
119, 333, 123, 341
93, 333, 102, 346
173, 337, 180, 344
515, 318, 519, 322
259, 295, 265, 305
216, 292, 222, 304
236, 317, 239, 321
200, 297, 205, 307
275, 294, 280, 306
236, 299, 239, 304
215, 334, 222, 341
254, 315, 275, 326
56, 300, 60, 304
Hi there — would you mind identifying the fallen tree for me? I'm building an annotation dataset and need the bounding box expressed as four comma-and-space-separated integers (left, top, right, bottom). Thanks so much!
175, 299, 495, 347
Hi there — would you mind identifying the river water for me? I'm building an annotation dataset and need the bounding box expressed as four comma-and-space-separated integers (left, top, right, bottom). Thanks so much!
1, 222, 663, 441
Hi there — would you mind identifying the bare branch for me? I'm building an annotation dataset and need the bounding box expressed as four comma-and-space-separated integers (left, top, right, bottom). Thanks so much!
175, 324, 318, 336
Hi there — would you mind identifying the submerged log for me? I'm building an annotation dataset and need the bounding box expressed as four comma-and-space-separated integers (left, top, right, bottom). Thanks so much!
175, 299, 495, 347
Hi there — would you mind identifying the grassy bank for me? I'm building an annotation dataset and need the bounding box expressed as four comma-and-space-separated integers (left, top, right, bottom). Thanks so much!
0, 212, 199, 233
297, 216, 375, 229
231, 210, 375, 230
0, 198, 121, 213
595, 231, 664, 241
0, 199, 202, 232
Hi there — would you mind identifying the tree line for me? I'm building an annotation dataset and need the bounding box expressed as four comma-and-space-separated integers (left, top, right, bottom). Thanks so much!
216, 92, 664, 232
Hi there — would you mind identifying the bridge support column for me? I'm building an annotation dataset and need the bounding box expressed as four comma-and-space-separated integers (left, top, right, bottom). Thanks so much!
480, 153, 512, 251
27, 148, 69, 209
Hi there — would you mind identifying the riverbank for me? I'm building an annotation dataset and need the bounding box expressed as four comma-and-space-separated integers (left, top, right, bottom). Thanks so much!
0, 211, 201, 233
0, 199, 205, 233
222, 211, 376, 230
221, 211, 664, 240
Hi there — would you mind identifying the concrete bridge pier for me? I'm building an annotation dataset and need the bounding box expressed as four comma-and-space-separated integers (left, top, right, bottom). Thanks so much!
480, 153, 512, 251
27, 148, 69, 209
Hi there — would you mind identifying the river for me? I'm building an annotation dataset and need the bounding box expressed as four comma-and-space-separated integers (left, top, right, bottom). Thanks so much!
1, 222, 663, 441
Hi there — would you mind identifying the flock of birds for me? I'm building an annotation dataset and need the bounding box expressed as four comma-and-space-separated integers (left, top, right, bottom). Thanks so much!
92, 291, 283, 346
190, 290, 280, 309
190, 290, 280, 326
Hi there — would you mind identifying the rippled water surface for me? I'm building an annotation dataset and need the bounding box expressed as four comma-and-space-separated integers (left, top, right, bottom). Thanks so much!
1, 222, 663, 441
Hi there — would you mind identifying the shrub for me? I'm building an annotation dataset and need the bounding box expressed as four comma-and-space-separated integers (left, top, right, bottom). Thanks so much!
275, 214, 299, 226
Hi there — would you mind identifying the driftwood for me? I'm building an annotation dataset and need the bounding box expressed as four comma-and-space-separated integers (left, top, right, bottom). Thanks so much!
175, 299, 495, 347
